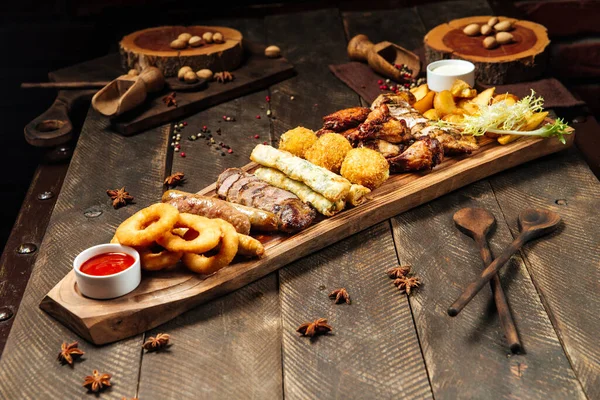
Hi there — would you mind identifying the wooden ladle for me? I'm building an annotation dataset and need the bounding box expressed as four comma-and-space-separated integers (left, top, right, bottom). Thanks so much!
347, 34, 421, 81
453, 208, 522, 353
449, 208, 561, 317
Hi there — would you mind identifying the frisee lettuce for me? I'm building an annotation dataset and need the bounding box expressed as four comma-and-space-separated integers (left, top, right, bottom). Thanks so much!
435, 91, 572, 144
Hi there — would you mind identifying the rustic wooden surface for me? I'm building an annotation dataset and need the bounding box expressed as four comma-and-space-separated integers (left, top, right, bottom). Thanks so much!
1, 1, 599, 399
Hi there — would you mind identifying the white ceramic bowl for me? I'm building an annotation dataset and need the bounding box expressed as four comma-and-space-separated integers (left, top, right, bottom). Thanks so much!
73, 243, 141, 300
426, 60, 475, 92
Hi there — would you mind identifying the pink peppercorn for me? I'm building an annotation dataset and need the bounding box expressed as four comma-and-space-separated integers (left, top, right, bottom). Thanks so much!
265, 96, 270, 102
381, 85, 388, 90
222, 115, 227, 120
180, 152, 186, 157
377, 79, 383, 84
263, 141, 267, 145
256, 115, 261, 119
254, 134, 260, 139
228, 149, 233, 154
183, 122, 187, 126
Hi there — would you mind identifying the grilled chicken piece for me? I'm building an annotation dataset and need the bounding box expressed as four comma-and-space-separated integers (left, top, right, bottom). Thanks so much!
322, 107, 370, 132
371, 92, 417, 108
387, 138, 443, 173
316, 127, 360, 142
359, 139, 405, 158
349, 104, 413, 144
216, 168, 315, 233
414, 126, 479, 155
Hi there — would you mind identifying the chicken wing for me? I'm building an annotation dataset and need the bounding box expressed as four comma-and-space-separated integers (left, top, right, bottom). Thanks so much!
349, 104, 413, 144
322, 107, 371, 132
387, 138, 443, 173
414, 126, 479, 155
359, 139, 405, 158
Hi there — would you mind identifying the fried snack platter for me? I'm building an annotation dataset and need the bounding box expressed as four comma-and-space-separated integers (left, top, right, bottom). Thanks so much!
41, 95, 574, 346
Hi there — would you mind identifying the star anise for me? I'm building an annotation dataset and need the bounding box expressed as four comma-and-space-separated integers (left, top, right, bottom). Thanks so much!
162, 92, 177, 107
83, 370, 112, 392
296, 318, 332, 337
387, 265, 411, 279
57, 341, 84, 366
329, 288, 351, 304
214, 71, 234, 83
394, 275, 421, 295
143, 333, 170, 351
164, 172, 185, 187
106, 187, 134, 209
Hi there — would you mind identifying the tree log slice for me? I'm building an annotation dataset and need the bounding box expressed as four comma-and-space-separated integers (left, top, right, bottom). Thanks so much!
424, 16, 550, 84
120, 26, 244, 77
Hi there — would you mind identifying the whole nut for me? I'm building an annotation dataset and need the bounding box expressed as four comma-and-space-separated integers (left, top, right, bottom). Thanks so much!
170, 39, 187, 50
487, 17, 499, 27
480, 24, 493, 36
265, 45, 281, 58
212, 32, 224, 43
202, 32, 213, 43
178, 66, 193, 80
483, 36, 499, 49
196, 69, 213, 80
184, 70, 198, 83
494, 20, 513, 32
189, 36, 203, 47
496, 32, 514, 44
178, 33, 192, 43
127, 69, 139, 76
463, 23, 480, 36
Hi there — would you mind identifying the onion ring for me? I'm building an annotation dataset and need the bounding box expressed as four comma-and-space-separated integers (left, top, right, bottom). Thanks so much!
115, 203, 179, 247
110, 235, 181, 271
182, 219, 239, 275
157, 213, 221, 254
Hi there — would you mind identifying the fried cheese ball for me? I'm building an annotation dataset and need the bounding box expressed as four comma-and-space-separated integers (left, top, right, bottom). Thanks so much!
305, 133, 353, 174
340, 148, 390, 190
278, 126, 318, 158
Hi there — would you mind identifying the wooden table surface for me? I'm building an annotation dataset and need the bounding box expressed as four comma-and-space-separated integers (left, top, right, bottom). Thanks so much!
1, 1, 599, 399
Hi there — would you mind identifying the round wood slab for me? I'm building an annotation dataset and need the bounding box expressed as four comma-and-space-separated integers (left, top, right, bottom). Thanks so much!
424, 16, 550, 84
120, 25, 244, 77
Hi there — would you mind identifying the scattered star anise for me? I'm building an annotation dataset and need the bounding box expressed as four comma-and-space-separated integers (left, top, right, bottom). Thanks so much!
394, 275, 421, 295
214, 71, 234, 83
83, 370, 112, 392
57, 341, 84, 366
143, 333, 171, 351
164, 172, 185, 187
106, 187, 134, 209
329, 288, 351, 304
162, 92, 177, 107
296, 318, 332, 337
387, 265, 411, 279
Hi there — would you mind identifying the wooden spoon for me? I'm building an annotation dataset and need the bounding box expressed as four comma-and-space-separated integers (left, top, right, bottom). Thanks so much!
448, 208, 561, 317
453, 208, 522, 353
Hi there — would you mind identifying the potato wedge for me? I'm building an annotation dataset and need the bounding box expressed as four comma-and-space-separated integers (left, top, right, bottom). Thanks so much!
456, 98, 471, 108
450, 79, 477, 98
442, 113, 464, 123
522, 111, 549, 131
497, 134, 519, 145
410, 84, 430, 101
471, 87, 495, 107
433, 90, 456, 117
413, 90, 436, 114
423, 109, 439, 121
491, 93, 519, 106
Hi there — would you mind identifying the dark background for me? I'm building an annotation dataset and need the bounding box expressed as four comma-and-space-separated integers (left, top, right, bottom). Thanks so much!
0, 0, 598, 254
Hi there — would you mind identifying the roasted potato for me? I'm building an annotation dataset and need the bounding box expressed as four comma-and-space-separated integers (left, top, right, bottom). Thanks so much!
497, 134, 519, 145
491, 93, 519, 106
522, 111, 549, 131
410, 83, 430, 101
423, 108, 439, 121
442, 113, 464, 123
471, 87, 496, 107
413, 90, 436, 114
433, 90, 457, 117
450, 79, 477, 98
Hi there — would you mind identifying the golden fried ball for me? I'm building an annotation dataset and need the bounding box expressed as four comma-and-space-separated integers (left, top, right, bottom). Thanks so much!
305, 133, 353, 174
278, 126, 318, 158
340, 148, 390, 190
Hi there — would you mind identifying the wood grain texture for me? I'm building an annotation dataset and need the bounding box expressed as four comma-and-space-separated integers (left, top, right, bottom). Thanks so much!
390, 180, 586, 399
489, 147, 600, 399
136, 18, 283, 400
266, 9, 432, 399
0, 110, 169, 399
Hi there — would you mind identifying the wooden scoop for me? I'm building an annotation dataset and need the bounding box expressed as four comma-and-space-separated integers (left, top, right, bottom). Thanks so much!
449, 208, 561, 317
453, 208, 522, 353
347, 34, 421, 81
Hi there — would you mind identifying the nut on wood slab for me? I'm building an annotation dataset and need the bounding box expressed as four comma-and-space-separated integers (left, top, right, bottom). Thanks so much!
424, 16, 550, 84
183, 70, 198, 83
347, 34, 420, 80
483, 36, 499, 49
178, 66, 193, 80
178, 32, 192, 42
463, 24, 480, 36
120, 26, 243, 77
189, 36, 203, 47
196, 69, 213, 80
265, 45, 281, 58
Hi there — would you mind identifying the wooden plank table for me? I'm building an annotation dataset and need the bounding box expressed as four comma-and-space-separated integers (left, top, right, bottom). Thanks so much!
1, 1, 599, 399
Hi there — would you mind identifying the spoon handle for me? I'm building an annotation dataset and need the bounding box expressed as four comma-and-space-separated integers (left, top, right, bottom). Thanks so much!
477, 238, 522, 353
448, 233, 526, 316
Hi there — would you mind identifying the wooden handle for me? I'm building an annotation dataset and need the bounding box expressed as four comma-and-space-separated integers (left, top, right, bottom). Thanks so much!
24, 93, 74, 147
448, 233, 527, 316
477, 237, 522, 353
347, 34, 374, 62
21, 82, 109, 90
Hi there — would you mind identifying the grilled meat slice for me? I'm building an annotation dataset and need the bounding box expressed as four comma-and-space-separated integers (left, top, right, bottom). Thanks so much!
359, 139, 406, 159
387, 138, 443, 173
216, 168, 315, 233
349, 104, 413, 144
415, 126, 479, 155
322, 107, 370, 132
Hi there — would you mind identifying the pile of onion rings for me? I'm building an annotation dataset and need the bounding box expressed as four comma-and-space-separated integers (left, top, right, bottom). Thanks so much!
112, 203, 265, 273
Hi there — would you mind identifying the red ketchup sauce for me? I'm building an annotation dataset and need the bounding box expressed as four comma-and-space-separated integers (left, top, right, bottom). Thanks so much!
80, 252, 135, 276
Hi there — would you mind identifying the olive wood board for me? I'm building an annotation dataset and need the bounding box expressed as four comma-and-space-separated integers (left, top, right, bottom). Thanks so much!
40, 128, 574, 345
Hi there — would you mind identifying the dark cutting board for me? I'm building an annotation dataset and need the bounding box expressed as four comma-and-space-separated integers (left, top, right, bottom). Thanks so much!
25, 41, 295, 145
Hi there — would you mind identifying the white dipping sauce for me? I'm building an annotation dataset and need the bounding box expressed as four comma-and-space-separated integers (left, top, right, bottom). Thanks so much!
433, 64, 471, 76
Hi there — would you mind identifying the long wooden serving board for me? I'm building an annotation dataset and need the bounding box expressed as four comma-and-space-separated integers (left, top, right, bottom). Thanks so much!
41, 131, 574, 344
